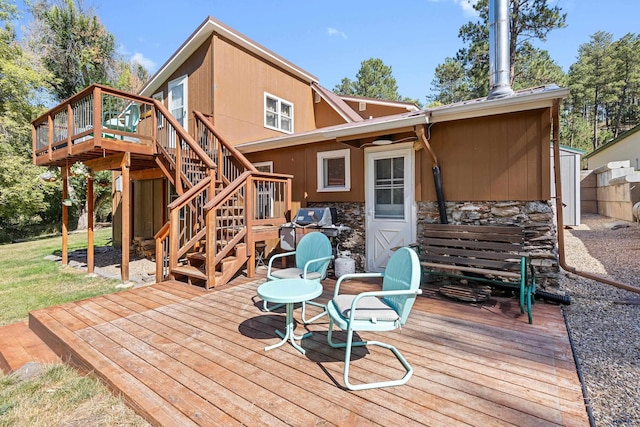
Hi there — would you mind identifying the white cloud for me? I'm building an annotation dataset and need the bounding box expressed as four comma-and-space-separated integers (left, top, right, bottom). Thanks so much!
428, 0, 478, 17
130, 52, 156, 71
327, 27, 347, 40
117, 43, 130, 56
454, 0, 479, 17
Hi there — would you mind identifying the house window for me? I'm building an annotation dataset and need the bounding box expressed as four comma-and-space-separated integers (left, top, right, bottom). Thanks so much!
152, 92, 164, 129
317, 149, 350, 192
264, 93, 293, 133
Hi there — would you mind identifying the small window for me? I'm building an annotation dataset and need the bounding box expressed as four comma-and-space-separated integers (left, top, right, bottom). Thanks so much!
317, 149, 351, 192
264, 92, 293, 133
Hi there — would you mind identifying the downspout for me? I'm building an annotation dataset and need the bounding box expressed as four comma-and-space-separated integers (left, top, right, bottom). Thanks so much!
552, 101, 640, 294
416, 124, 448, 224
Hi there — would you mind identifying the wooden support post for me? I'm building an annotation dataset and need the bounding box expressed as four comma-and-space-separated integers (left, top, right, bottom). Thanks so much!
87, 174, 94, 273
285, 177, 292, 222
67, 103, 73, 155
205, 208, 216, 288
93, 86, 102, 146
121, 157, 130, 282
47, 115, 53, 162
175, 131, 182, 193
246, 175, 255, 278
61, 165, 69, 266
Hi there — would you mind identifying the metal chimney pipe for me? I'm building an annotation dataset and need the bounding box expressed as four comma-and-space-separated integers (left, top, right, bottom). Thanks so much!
488, 0, 514, 99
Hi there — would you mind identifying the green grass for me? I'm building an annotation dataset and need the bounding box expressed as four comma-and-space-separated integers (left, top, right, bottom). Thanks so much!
0, 228, 121, 326
0, 228, 150, 426
0, 364, 149, 427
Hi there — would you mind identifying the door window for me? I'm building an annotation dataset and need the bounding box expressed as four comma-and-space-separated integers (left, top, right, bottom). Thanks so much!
374, 156, 405, 219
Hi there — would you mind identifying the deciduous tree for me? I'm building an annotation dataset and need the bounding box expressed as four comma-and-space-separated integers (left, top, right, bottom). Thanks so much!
27, 0, 116, 101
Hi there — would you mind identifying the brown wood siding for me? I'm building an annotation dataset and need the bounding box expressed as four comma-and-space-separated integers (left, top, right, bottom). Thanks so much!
213, 36, 317, 144
343, 100, 413, 118
158, 37, 214, 135
313, 100, 349, 128
132, 179, 164, 239
246, 141, 365, 206
419, 109, 551, 202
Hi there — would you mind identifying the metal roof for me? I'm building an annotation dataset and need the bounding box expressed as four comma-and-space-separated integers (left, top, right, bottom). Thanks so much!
237, 84, 570, 153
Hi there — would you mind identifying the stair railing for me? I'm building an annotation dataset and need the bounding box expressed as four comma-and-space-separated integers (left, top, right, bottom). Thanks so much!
153, 101, 216, 192
167, 176, 213, 273
194, 111, 257, 185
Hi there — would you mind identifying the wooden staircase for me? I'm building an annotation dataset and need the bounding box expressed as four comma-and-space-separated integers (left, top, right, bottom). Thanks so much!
152, 107, 291, 289
29, 84, 291, 290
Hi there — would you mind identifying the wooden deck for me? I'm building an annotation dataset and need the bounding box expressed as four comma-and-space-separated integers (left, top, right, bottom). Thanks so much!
29, 271, 589, 426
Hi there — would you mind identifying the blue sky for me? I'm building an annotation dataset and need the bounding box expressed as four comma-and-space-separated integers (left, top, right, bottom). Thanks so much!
15, 0, 640, 103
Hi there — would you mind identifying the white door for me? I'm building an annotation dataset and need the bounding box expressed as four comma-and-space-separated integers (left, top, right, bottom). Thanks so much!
168, 75, 188, 147
365, 144, 416, 272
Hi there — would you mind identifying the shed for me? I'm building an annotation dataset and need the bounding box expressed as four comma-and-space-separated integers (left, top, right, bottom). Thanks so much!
584, 124, 640, 171
551, 145, 585, 226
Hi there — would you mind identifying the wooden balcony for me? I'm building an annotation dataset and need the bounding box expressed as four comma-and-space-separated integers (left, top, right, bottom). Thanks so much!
32, 85, 157, 170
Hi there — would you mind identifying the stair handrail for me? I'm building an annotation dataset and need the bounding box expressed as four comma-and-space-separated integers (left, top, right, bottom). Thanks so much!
153, 101, 215, 171
194, 111, 256, 172
168, 176, 213, 264
154, 221, 171, 281
203, 171, 251, 212
167, 175, 212, 210
204, 171, 251, 281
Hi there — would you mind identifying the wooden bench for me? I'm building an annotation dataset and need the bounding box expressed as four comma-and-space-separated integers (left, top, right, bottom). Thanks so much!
420, 223, 536, 324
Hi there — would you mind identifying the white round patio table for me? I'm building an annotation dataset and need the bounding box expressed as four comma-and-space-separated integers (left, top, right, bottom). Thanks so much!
257, 278, 323, 354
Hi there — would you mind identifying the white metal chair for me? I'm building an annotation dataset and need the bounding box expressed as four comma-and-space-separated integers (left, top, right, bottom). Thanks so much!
326, 246, 422, 390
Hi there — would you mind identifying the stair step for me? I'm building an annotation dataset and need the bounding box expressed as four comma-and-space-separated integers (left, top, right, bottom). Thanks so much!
0, 320, 60, 373
187, 252, 206, 262
172, 265, 207, 281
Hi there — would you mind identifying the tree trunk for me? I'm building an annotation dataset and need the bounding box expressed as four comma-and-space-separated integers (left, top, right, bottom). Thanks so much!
592, 87, 599, 150
76, 204, 88, 230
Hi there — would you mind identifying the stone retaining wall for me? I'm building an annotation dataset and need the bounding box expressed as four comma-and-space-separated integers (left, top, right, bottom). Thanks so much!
309, 200, 560, 288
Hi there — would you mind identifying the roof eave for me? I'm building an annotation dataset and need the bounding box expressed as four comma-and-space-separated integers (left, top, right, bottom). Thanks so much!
430, 87, 570, 123
236, 86, 570, 154
236, 113, 430, 154
140, 17, 318, 97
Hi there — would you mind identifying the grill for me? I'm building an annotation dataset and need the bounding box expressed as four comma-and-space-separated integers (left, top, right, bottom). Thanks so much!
280, 207, 351, 251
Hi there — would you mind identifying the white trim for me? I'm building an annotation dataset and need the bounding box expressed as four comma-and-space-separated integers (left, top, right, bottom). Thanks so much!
364, 142, 416, 272
339, 95, 420, 112
253, 161, 273, 172
264, 92, 293, 134
317, 148, 351, 192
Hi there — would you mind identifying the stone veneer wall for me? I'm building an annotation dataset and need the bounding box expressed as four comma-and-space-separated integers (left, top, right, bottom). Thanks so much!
309, 200, 561, 288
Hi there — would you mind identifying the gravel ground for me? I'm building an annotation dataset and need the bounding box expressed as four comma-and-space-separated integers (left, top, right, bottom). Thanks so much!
67, 245, 157, 287
560, 213, 640, 427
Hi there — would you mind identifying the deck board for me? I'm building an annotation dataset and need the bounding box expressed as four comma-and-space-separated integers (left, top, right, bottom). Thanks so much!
28, 273, 590, 426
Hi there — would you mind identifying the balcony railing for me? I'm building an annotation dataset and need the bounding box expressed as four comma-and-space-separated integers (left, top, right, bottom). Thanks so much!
32, 84, 156, 165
